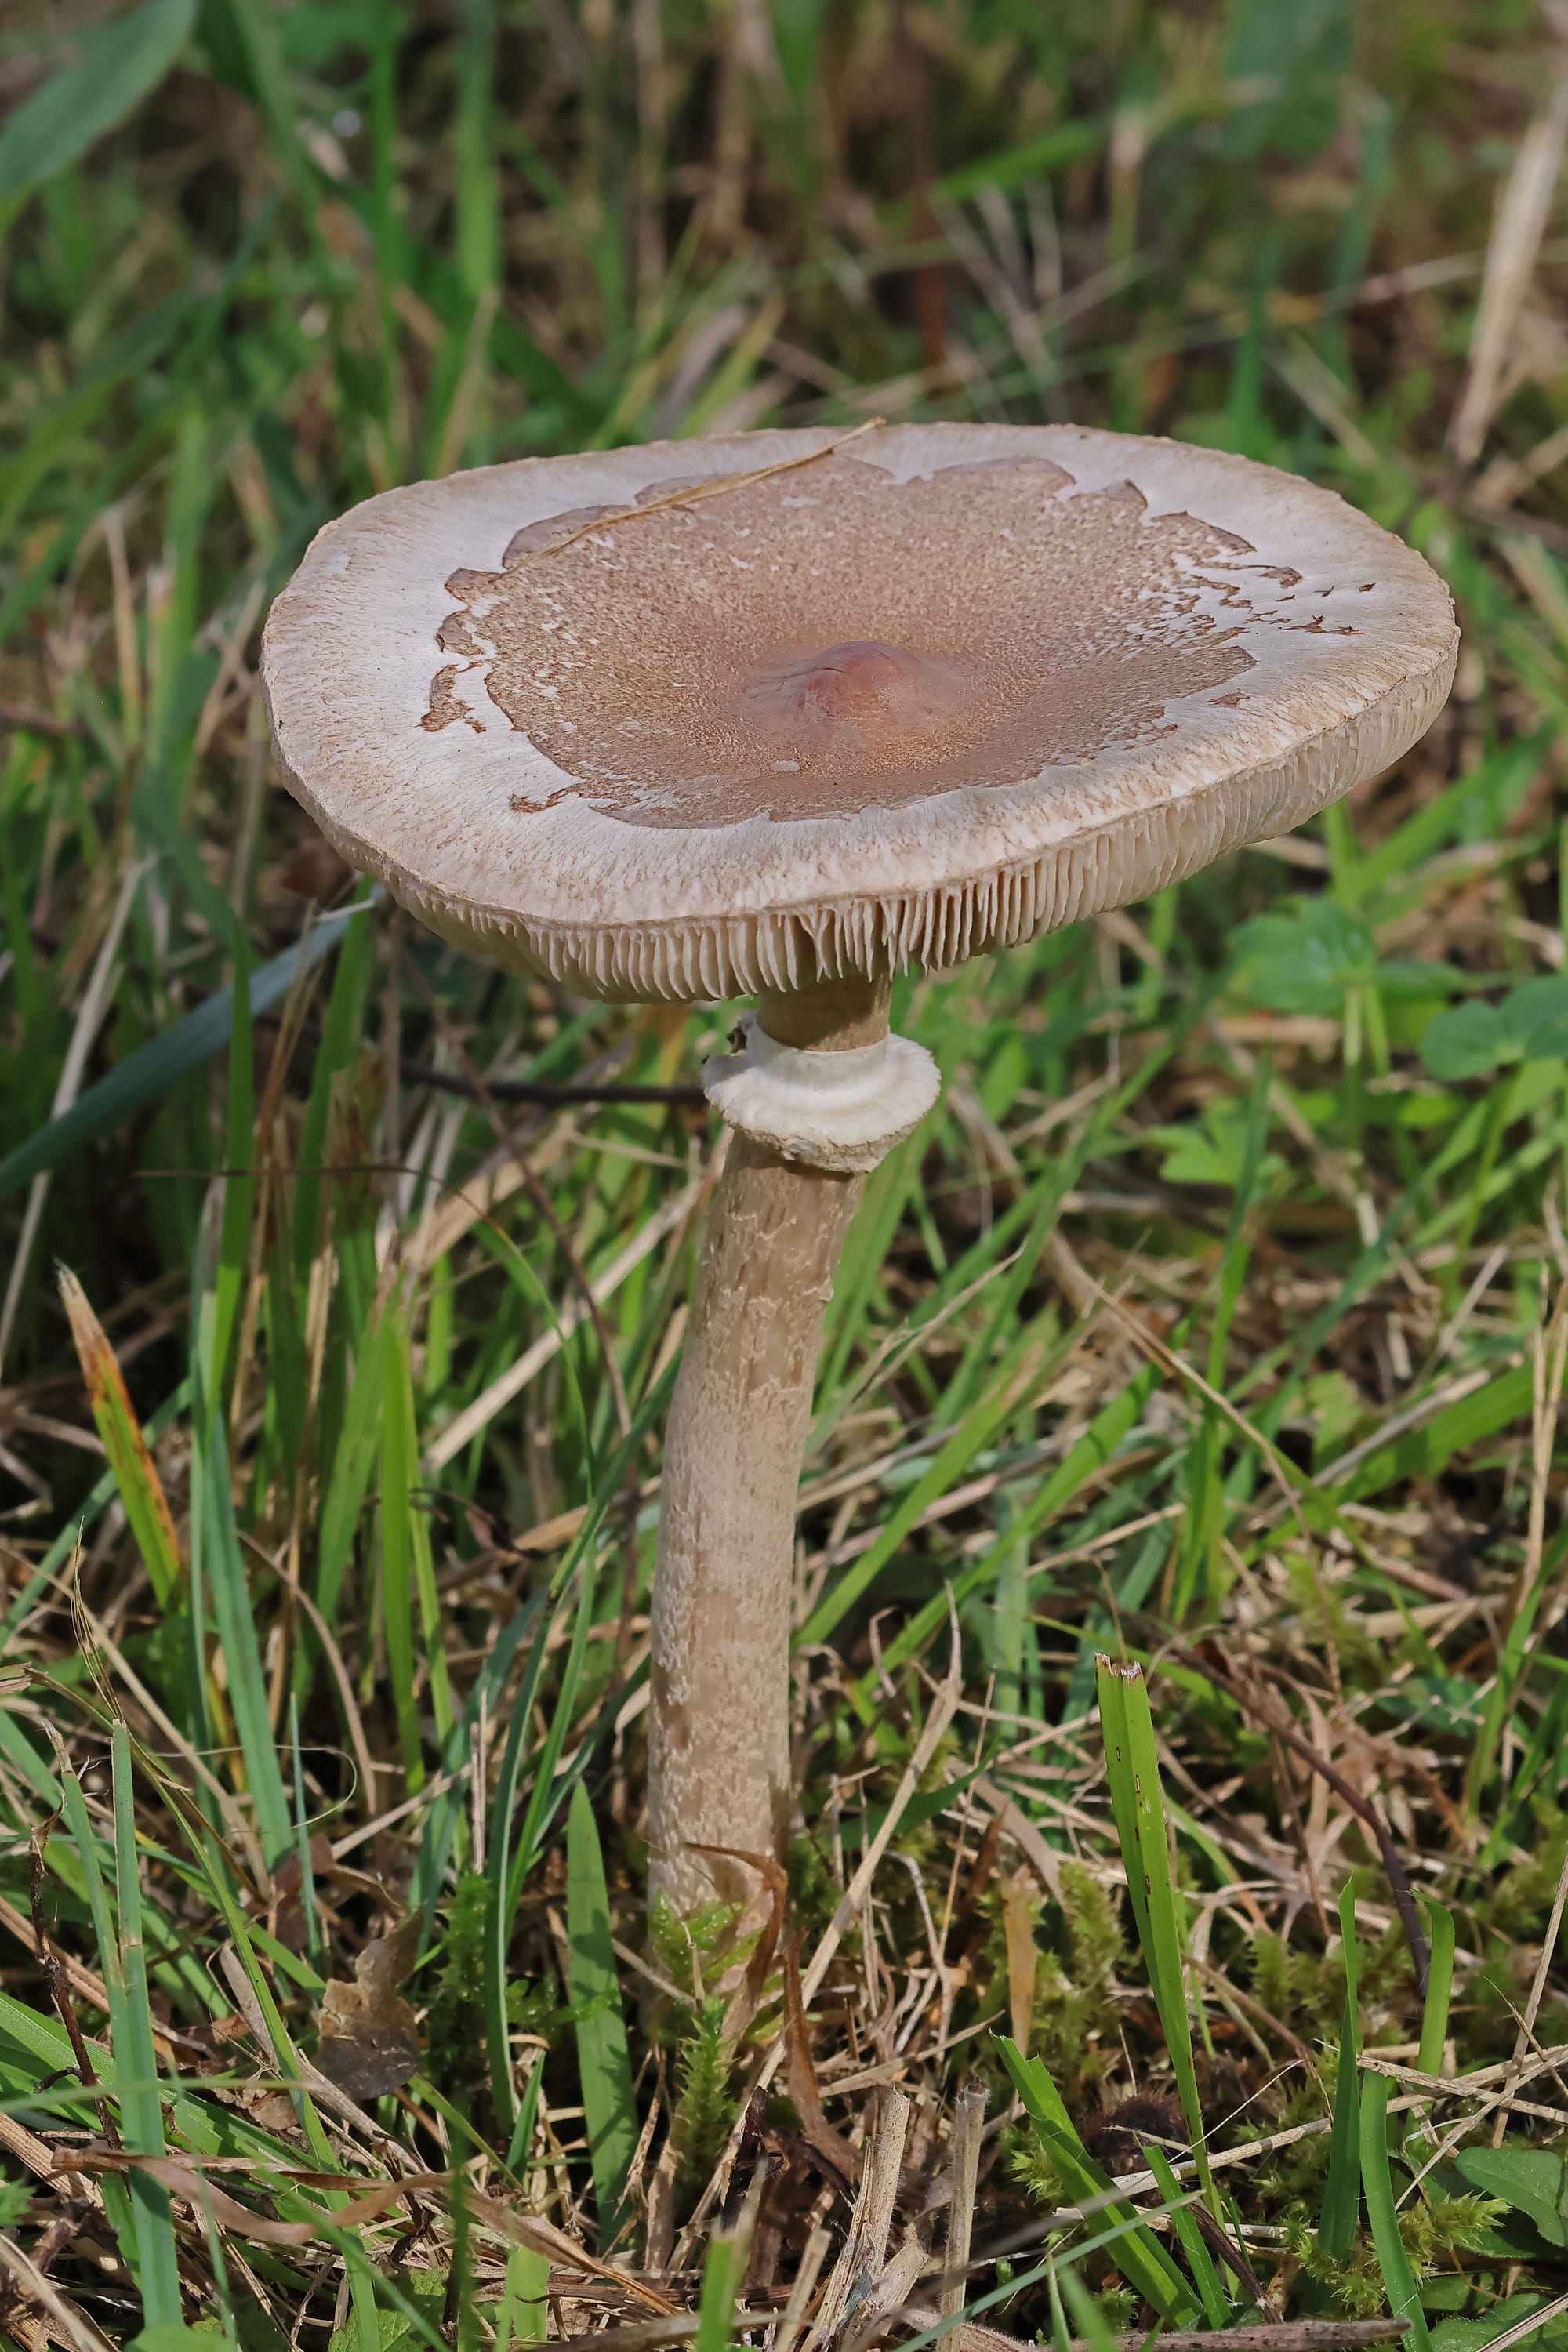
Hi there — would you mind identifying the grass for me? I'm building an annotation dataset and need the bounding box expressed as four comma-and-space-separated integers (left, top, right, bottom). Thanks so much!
5, 0, 1568, 2344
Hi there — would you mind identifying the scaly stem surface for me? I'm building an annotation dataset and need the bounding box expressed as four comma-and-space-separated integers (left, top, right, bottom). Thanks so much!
646, 973, 888, 1922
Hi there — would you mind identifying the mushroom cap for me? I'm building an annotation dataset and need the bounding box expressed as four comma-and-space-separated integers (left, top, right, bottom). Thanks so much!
261, 423, 1457, 1003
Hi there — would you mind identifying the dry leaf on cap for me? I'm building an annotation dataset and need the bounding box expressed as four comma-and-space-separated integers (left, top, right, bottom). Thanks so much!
314, 1915, 423, 2098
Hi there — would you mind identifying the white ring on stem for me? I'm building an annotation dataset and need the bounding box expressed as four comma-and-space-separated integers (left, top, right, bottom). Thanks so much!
701, 1015, 942, 1174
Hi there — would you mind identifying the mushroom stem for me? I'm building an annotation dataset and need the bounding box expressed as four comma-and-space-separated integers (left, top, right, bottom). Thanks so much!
646, 973, 889, 1926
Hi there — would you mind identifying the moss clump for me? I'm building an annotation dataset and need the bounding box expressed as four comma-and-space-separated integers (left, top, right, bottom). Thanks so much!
1249, 1929, 1345, 2039
1301, 2194, 1504, 2317
422, 1871, 492, 2089
670, 1994, 736, 2202
980, 1861, 1128, 2107
649, 1889, 743, 1991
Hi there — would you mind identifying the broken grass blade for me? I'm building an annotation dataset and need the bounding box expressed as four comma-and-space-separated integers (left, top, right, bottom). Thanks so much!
495, 2240, 550, 2352
1, 1379, 190, 1642
58, 1269, 181, 1609
695, 2219, 746, 2352
1416, 1897, 1455, 2078
1096, 1656, 1215, 2209
1406, 1895, 1455, 2165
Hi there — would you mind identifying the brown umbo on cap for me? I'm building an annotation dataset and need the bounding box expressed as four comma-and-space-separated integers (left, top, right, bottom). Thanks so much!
261, 423, 1457, 1002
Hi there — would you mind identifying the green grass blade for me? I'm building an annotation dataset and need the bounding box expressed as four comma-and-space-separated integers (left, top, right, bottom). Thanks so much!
510, 1551, 601, 1897
800, 1318, 1051, 1647
1319, 1882, 1362, 2260
495, 2242, 550, 2352
191, 1401, 292, 1866
53, 1766, 141, 2256
0, 0, 194, 209
1417, 1897, 1455, 2077
1405, 1895, 1456, 2166
865, 1362, 1160, 1695
1058, 2263, 1120, 2352
996, 2038, 1197, 2324
486, 1693, 534, 2138
1144, 2144, 1229, 2324
505, 2049, 546, 2176
694, 2216, 746, 2352
52, 1762, 159, 2291
292, 882, 376, 1280
211, 929, 255, 1394
288, 1694, 322, 1969
0, 899, 375, 1200
1340, 1361, 1533, 1507
111, 1724, 183, 2325
379, 1312, 424, 1789
411, 1602, 540, 1917
506, 1377, 673, 1898
1094, 1655, 1149, 1952
1095, 1657, 1214, 2206
1359, 2071, 1432, 2352
397, 1321, 452, 1746
566, 1782, 637, 2247
313, 1305, 392, 1639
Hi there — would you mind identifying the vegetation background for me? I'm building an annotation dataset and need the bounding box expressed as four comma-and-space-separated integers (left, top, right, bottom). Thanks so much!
5, 0, 1568, 2347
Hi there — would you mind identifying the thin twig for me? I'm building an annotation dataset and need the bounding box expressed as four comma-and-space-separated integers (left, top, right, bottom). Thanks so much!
257, 1015, 704, 1106
0, 702, 90, 740
941, 2081, 985, 2319
399, 1058, 705, 1109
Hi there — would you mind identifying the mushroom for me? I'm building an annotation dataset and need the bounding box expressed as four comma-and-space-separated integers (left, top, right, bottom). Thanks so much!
261, 423, 1457, 1926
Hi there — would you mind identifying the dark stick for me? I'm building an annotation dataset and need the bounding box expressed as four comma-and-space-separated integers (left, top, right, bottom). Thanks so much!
0, 702, 89, 741
1049, 2330, 1410, 2352
252, 1010, 706, 1107
537, 2318, 1410, 2352
953, 2328, 1411, 2352
1189, 2198, 1270, 2314
400, 1058, 706, 1108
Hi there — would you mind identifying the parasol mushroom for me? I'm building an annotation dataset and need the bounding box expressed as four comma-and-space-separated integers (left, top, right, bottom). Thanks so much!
261, 423, 1457, 1926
